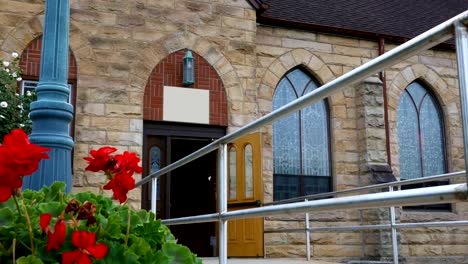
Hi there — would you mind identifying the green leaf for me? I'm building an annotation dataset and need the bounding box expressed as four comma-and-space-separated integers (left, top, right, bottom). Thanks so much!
0, 208, 15, 227
38, 202, 65, 217
96, 242, 139, 264
162, 243, 196, 264
16, 255, 44, 264
44, 182, 66, 202
104, 213, 122, 240
128, 235, 151, 256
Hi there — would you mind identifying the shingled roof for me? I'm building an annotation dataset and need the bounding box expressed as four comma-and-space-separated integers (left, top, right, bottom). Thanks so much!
254, 0, 468, 44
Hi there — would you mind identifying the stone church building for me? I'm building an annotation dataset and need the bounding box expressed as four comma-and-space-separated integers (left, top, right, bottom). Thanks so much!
1, 0, 467, 262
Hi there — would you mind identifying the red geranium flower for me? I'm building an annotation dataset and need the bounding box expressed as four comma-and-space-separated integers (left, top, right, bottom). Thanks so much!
40, 213, 52, 231
0, 129, 50, 177
103, 171, 135, 203
0, 129, 50, 202
62, 231, 108, 264
114, 151, 143, 175
83, 147, 117, 173
0, 167, 23, 202
39, 213, 67, 252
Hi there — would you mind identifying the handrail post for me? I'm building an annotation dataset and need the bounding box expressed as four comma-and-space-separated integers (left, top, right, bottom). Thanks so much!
389, 186, 398, 264
305, 199, 311, 261
455, 22, 468, 189
151, 178, 157, 216
218, 144, 228, 264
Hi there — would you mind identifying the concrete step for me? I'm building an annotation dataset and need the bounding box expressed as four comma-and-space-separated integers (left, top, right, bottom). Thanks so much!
201, 258, 342, 264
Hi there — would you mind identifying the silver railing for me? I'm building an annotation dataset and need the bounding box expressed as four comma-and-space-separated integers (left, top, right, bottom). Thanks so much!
264, 171, 468, 262
135, 10, 468, 264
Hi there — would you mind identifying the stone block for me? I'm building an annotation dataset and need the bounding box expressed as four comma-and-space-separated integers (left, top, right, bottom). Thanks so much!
222, 16, 255, 31
107, 131, 142, 146
420, 55, 453, 68
333, 45, 373, 58
272, 27, 317, 41
256, 34, 282, 46
318, 53, 362, 67
90, 116, 129, 130
106, 104, 142, 116
282, 38, 332, 53
76, 130, 106, 144
318, 34, 360, 47
78, 103, 105, 116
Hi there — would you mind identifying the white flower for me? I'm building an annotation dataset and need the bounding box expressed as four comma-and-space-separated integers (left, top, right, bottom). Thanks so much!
12, 72, 17, 77
11, 52, 19, 58
26, 91, 32, 96
0, 115, 5, 119
0, 101, 8, 108
3, 61, 9, 67
17, 77, 22, 81
15, 93, 19, 96
19, 124, 25, 127
5, 69, 9, 73
18, 104, 23, 109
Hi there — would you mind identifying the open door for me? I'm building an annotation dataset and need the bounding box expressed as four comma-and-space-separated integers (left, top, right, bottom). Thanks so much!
227, 133, 263, 257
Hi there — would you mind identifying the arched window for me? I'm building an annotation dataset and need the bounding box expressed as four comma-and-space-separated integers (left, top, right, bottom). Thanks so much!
273, 68, 331, 200
397, 81, 446, 180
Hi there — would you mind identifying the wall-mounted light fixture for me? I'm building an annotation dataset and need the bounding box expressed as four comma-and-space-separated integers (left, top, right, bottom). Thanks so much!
183, 49, 195, 86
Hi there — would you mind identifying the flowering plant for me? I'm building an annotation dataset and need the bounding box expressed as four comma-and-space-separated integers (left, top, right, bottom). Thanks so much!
0, 129, 202, 264
0, 52, 36, 143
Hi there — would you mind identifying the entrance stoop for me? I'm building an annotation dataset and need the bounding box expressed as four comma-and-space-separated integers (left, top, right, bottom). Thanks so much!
202, 258, 342, 264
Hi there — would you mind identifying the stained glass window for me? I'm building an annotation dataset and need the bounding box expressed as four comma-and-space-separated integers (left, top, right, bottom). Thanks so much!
273, 68, 331, 200
150, 146, 161, 200
397, 82, 446, 180
229, 147, 237, 200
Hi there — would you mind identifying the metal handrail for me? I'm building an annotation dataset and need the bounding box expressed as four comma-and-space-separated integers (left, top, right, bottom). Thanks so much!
265, 171, 466, 206
134, 10, 468, 264
264, 220, 468, 233
136, 11, 468, 188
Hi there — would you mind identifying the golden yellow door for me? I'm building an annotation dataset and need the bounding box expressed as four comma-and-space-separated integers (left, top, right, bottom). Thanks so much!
227, 133, 263, 257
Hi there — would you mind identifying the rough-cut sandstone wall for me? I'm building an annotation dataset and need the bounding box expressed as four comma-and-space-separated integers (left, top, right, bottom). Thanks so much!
1, 0, 467, 262
256, 25, 468, 262
0, 0, 257, 209
385, 46, 468, 263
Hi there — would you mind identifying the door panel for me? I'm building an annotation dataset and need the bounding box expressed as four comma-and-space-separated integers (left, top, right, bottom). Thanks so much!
227, 133, 263, 257
142, 136, 166, 217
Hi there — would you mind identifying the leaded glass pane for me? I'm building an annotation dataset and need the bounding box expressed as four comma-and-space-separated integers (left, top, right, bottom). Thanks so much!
150, 146, 161, 199
273, 76, 300, 200
287, 69, 310, 96
244, 144, 253, 198
420, 95, 445, 176
407, 82, 427, 107
229, 147, 237, 200
273, 68, 330, 200
303, 81, 319, 96
273, 79, 300, 176
397, 91, 422, 180
302, 100, 330, 178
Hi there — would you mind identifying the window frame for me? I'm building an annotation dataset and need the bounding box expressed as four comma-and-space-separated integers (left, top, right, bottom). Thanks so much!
272, 67, 332, 201
397, 80, 450, 211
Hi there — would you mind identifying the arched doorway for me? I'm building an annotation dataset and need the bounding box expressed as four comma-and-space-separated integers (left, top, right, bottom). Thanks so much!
143, 49, 228, 257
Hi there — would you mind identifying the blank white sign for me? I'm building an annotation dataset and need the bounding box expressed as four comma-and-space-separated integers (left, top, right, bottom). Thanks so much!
163, 86, 209, 124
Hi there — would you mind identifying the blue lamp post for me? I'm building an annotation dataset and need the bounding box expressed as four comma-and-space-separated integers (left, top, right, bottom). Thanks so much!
23, 0, 74, 192
182, 49, 195, 86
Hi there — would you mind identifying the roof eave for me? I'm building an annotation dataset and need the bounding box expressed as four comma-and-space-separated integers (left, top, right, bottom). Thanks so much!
246, 0, 269, 12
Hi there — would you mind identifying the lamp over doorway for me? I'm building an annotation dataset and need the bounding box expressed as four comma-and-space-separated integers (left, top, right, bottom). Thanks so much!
183, 49, 195, 86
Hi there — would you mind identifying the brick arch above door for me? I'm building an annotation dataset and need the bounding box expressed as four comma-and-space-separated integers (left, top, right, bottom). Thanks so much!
144, 50, 228, 126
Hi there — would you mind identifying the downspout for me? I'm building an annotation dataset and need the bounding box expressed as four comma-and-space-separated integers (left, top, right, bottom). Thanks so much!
379, 37, 392, 166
